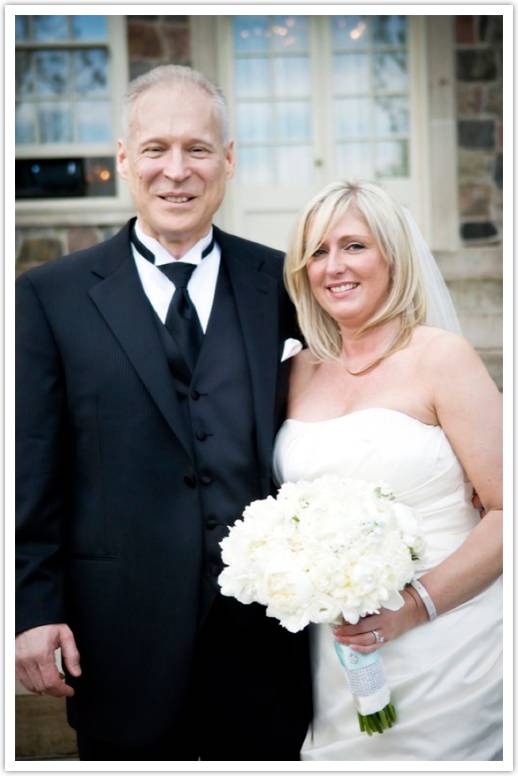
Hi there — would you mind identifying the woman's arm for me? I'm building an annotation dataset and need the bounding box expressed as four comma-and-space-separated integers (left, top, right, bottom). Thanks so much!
335, 333, 502, 652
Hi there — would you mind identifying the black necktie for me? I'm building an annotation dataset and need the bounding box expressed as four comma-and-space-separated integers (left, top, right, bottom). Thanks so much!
160, 261, 203, 371
131, 229, 214, 374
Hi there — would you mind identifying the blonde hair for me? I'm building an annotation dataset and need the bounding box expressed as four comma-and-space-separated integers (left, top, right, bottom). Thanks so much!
122, 65, 229, 144
284, 180, 427, 368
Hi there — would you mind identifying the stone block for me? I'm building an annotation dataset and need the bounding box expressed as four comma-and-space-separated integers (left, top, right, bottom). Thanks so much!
448, 277, 502, 312
458, 149, 495, 180
460, 312, 502, 349
456, 83, 484, 116
67, 227, 101, 254
128, 21, 163, 60
460, 221, 498, 241
435, 246, 502, 281
459, 183, 492, 217
486, 84, 502, 116
456, 50, 498, 82
16, 237, 63, 277
455, 16, 475, 44
478, 16, 503, 44
494, 153, 502, 189
458, 120, 495, 149
15, 695, 77, 760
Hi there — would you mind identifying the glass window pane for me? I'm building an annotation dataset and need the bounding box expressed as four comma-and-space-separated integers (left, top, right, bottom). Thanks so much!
335, 98, 371, 140
76, 100, 112, 142
16, 103, 37, 143
373, 52, 408, 93
335, 142, 373, 179
277, 145, 313, 184
236, 103, 273, 142
273, 57, 310, 98
38, 102, 73, 142
372, 16, 407, 46
16, 156, 116, 198
33, 15, 69, 42
276, 102, 311, 142
234, 58, 269, 99
331, 16, 370, 49
16, 51, 33, 96
374, 140, 409, 177
71, 16, 108, 41
15, 16, 29, 41
233, 17, 270, 52
333, 53, 369, 94
73, 49, 108, 95
34, 51, 69, 96
84, 157, 116, 195
236, 146, 274, 184
373, 96, 409, 136
271, 16, 309, 52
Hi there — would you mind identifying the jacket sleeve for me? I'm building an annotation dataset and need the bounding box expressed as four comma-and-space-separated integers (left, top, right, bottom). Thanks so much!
16, 273, 69, 633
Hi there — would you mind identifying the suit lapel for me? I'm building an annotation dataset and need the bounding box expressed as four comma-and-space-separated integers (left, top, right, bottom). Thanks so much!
216, 229, 280, 474
88, 223, 194, 461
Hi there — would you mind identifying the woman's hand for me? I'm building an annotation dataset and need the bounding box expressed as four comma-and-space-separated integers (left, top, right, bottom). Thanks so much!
333, 587, 428, 654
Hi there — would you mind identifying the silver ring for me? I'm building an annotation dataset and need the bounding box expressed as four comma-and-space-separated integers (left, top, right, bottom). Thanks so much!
372, 629, 384, 644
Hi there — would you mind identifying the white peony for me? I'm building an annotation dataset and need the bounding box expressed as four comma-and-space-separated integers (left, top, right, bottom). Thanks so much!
219, 475, 424, 632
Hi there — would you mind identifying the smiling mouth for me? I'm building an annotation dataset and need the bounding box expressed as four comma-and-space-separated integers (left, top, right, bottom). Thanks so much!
158, 195, 195, 204
328, 282, 360, 295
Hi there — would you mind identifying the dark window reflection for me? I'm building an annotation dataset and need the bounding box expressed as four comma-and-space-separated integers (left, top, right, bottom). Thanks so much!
16, 157, 116, 198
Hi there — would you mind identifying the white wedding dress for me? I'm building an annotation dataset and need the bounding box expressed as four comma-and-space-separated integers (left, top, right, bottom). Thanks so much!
273, 408, 502, 761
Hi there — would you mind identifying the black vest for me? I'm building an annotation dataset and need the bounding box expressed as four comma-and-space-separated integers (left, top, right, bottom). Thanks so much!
154, 256, 261, 614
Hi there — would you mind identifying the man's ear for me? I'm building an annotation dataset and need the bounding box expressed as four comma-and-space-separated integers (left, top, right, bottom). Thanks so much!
116, 139, 129, 180
225, 140, 236, 181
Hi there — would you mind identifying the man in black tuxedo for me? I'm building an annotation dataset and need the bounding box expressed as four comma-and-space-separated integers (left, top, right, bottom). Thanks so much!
15, 65, 311, 760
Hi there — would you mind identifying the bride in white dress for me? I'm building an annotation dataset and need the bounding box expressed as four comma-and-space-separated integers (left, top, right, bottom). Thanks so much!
274, 181, 502, 761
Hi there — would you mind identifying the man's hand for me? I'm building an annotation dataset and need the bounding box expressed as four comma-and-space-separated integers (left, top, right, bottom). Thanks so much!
15, 624, 81, 697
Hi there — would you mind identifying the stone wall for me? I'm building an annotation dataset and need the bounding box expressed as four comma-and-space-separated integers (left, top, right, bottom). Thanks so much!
455, 15, 503, 243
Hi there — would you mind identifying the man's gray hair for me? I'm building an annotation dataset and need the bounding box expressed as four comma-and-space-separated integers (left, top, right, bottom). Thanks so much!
122, 64, 230, 144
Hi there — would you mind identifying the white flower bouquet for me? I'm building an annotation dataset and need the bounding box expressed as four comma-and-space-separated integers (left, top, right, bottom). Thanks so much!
218, 475, 424, 735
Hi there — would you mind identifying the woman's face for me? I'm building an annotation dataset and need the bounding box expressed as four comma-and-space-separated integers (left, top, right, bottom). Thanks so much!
306, 207, 391, 330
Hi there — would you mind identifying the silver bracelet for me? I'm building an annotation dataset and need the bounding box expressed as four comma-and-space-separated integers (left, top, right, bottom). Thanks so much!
409, 578, 437, 621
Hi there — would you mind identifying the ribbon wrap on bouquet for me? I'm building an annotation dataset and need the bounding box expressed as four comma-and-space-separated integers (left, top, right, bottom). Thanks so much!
334, 639, 396, 733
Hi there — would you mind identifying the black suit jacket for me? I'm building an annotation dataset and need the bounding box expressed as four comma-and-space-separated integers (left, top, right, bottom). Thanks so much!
16, 220, 307, 743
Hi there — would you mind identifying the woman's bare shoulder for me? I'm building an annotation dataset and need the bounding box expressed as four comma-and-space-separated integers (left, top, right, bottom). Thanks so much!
412, 325, 477, 366
289, 348, 318, 389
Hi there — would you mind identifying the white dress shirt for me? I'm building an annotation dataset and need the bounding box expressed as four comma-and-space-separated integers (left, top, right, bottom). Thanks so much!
131, 220, 221, 332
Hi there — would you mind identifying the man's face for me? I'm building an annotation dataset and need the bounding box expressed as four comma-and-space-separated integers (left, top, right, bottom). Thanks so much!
117, 83, 235, 257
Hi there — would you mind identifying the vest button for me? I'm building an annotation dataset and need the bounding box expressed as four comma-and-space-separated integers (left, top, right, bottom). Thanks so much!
200, 474, 213, 486
183, 473, 197, 488
195, 430, 208, 441
206, 516, 218, 529
190, 389, 200, 400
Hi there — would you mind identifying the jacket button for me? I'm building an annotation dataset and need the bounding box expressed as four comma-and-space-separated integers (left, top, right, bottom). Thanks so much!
191, 389, 200, 400
206, 517, 218, 529
184, 473, 197, 488
200, 474, 212, 486
195, 430, 208, 441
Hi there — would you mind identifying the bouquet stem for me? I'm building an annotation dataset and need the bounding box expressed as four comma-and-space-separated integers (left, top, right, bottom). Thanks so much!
358, 703, 397, 735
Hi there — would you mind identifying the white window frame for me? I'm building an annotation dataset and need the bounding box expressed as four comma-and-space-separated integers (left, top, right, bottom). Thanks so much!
191, 13, 459, 251
15, 15, 133, 226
